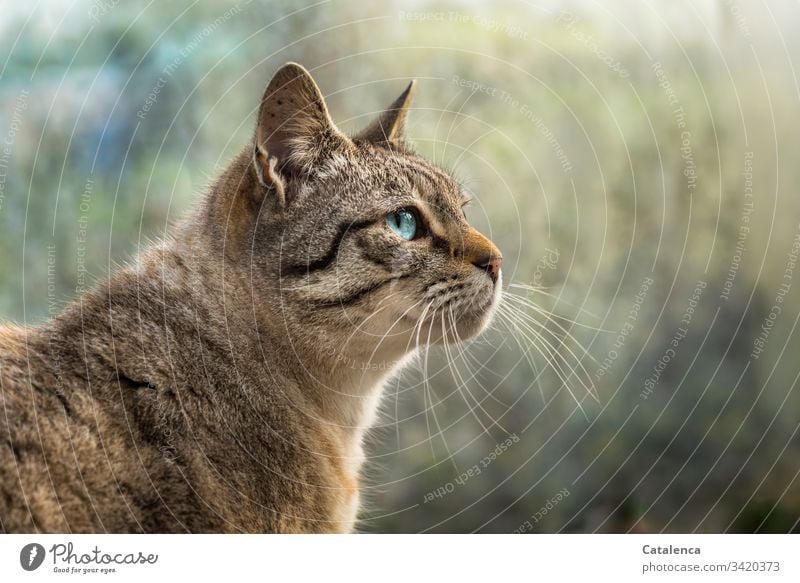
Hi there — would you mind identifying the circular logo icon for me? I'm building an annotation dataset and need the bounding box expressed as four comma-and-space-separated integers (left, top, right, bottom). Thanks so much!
19, 543, 46, 571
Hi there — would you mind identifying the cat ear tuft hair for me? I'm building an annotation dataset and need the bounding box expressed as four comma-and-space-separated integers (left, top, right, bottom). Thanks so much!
253, 62, 351, 195
354, 80, 416, 148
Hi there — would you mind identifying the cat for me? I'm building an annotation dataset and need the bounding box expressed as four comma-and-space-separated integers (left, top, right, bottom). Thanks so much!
0, 63, 502, 533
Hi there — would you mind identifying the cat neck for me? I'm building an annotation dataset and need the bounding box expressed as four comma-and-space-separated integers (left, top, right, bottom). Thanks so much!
129, 230, 412, 434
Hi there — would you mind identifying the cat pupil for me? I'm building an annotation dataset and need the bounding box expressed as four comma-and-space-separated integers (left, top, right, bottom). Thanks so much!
387, 210, 417, 240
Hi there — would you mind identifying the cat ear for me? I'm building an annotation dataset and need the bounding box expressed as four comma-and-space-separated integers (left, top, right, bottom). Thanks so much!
253, 63, 350, 195
354, 80, 416, 148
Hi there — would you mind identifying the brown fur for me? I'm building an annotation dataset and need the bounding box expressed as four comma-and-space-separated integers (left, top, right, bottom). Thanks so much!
0, 63, 501, 533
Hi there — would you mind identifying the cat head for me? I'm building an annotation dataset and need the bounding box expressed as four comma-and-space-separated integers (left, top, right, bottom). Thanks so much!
210, 63, 502, 365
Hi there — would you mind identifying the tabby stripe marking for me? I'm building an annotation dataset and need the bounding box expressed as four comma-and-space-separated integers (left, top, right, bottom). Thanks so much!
313, 274, 411, 307
356, 239, 394, 270
281, 219, 373, 277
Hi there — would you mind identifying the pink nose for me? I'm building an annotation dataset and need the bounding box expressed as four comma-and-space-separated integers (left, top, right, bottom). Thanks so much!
473, 254, 502, 284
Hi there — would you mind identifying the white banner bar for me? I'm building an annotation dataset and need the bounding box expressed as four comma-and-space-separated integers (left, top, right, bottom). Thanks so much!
1, 534, 796, 582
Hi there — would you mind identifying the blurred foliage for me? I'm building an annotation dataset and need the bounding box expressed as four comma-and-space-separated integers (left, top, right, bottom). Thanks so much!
1, 0, 799, 532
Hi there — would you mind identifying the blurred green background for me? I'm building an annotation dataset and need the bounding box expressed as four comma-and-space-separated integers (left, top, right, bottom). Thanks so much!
2, 0, 800, 532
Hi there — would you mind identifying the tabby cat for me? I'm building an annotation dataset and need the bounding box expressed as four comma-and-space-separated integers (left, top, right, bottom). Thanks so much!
0, 63, 502, 533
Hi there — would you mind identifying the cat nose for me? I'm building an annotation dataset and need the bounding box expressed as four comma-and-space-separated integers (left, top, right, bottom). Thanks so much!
459, 227, 502, 284
473, 254, 502, 284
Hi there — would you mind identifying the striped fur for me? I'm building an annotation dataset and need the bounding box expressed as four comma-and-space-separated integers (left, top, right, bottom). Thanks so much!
0, 63, 502, 533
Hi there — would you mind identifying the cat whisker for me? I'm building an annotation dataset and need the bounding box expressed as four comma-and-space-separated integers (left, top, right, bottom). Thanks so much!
357, 299, 426, 394
441, 310, 494, 437
496, 307, 586, 416
445, 306, 510, 408
503, 292, 602, 369
502, 300, 599, 402
504, 286, 613, 333
508, 282, 602, 315
506, 306, 599, 410
497, 301, 589, 393
495, 305, 590, 419
421, 307, 459, 471
410, 300, 435, 425
393, 300, 435, 447
338, 291, 405, 356
442, 307, 507, 435
494, 306, 548, 404
414, 301, 438, 461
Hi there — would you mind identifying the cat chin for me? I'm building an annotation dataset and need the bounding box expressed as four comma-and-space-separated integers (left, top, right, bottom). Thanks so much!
429, 284, 502, 345
452, 305, 497, 341
431, 320, 485, 345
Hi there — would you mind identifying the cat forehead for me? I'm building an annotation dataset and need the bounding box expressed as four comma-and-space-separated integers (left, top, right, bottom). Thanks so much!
315, 148, 461, 202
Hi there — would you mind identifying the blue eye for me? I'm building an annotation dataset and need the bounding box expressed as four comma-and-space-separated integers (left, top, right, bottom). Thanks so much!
386, 209, 418, 240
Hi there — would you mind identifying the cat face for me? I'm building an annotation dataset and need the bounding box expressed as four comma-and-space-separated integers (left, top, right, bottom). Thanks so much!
248, 64, 501, 359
